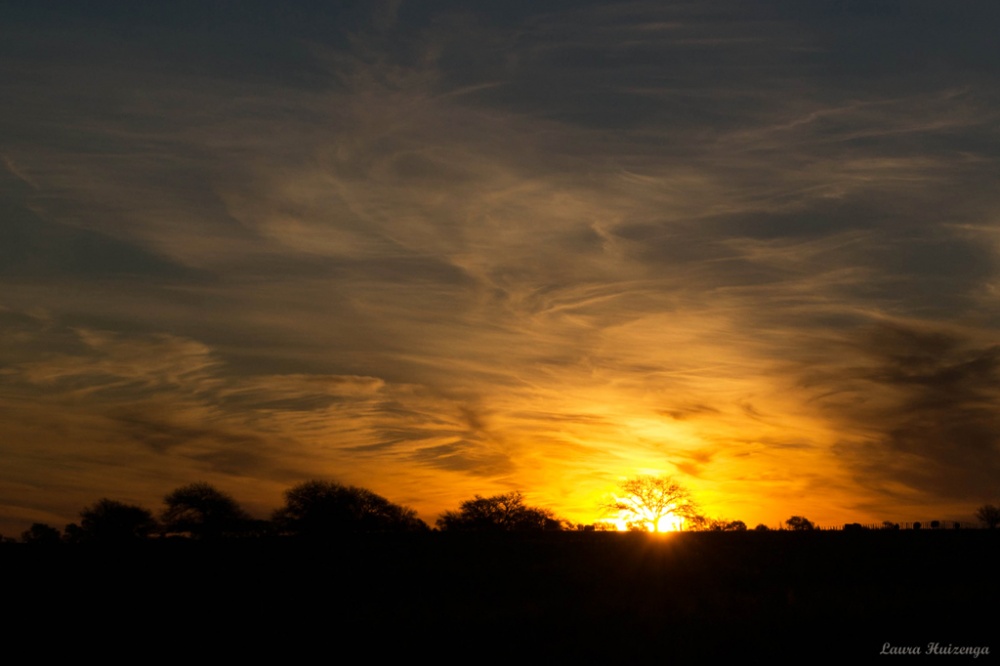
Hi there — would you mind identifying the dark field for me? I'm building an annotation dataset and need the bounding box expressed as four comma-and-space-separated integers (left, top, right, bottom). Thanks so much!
8, 531, 997, 660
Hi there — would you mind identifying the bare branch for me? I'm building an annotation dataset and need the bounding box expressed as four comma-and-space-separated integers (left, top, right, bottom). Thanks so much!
603, 475, 700, 532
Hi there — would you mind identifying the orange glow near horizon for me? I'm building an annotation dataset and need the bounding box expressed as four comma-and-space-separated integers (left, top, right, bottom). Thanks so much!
606, 511, 686, 532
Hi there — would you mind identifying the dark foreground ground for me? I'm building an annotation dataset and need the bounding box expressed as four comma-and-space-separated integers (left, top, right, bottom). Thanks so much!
6, 530, 997, 661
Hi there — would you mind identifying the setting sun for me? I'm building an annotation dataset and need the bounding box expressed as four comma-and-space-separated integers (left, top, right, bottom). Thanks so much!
604, 475, 699, 532
606, 511, 686, 532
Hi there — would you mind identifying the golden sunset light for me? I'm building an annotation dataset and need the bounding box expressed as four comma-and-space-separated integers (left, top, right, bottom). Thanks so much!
2, 1, 999, 538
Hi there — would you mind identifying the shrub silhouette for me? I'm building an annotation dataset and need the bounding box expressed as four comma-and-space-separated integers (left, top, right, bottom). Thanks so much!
785, 516, 815, 531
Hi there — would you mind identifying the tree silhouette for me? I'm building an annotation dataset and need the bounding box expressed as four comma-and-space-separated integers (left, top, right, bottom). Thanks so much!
63, 522, 90, 543
785, 516, 815, 531
975, 504, 1000, 529
80, 499, 157, 542
161, 482, 250, 539
604, 475, 699, 532
688, 516, 748, 531
21, 522, 61, 544
437, 491, 562, 531
273, 480, 427, 538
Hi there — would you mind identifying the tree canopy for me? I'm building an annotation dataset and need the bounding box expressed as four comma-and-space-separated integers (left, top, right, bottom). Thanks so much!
161, 482, 250, 539
436, 491, 562, 531
80, 498, 157, 542
604, 475, 700, 532
785, 515, 816, 531
273, 480, 427, 538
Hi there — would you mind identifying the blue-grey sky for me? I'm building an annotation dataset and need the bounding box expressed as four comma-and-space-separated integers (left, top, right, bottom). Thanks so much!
2, 1, 998, 533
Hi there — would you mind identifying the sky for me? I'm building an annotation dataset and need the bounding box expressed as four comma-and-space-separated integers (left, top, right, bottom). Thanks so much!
2, 0, 999, 534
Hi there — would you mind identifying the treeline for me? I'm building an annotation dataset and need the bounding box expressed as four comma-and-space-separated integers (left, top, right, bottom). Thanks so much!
9, 483, 589, 544
14, 480, 428, 544
9, 480, 1000, 544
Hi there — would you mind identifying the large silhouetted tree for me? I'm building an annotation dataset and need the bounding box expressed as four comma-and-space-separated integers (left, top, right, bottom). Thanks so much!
436, 491, 561, 531
975, 504, 1000, 529
273, 480, 427, 538
80, 499, 157, 542
604, 475, 699, 532
161, 483, 250, 539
